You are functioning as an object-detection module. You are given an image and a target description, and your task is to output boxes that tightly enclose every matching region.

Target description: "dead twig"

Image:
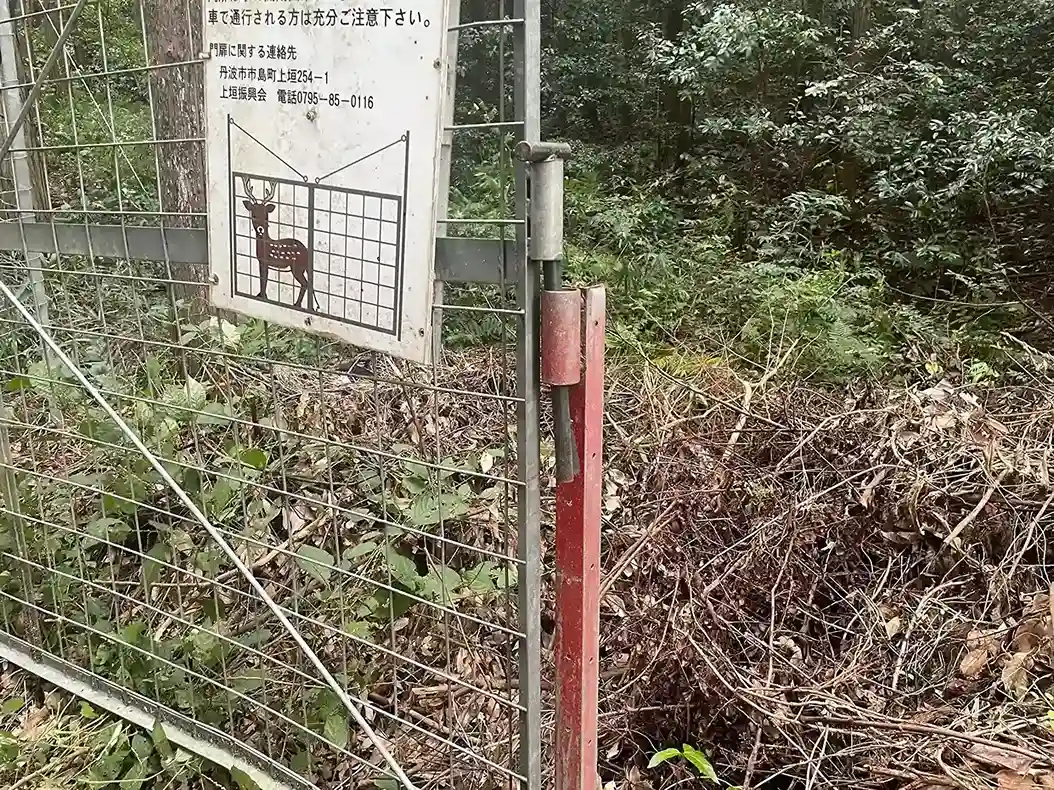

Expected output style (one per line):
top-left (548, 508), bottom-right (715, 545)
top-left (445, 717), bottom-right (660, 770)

top-left (599, 502), bottom-right (678, 600)
top-left (943, 470), bottom-right (1008, 545)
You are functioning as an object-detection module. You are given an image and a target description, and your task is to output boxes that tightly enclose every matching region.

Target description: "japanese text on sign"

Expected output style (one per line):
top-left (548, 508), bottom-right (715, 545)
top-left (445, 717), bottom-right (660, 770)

top-left (207, 7), bottom-right (431, 27)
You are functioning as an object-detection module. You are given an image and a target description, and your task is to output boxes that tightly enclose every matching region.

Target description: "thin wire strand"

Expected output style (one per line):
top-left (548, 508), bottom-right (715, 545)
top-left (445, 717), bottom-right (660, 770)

top-left (0, 57), bottom-right (206, 93)
top-left (0, 275), bottom-right (419, 790)
top-left (0, 460), bottom-right (525, 640)
top-left (1, 549), bottom-right (525, 778)
top-left (0, 503), bottom-right (525, 707)
top-left (0, 1), bottom-right (537, 783)
top-left (0, 588), bottom-right (405, 781)
top-left (0, 315), bottom-right (525, 403)
top-left (0, 415), bottom-right (524, 567)
top-left (0, 365), bottom-right (525, 486)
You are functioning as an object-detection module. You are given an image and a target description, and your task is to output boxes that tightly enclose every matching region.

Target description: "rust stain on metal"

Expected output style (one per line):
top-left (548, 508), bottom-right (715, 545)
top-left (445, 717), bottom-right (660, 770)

top-left (541, 288), bottom-right (582, 387)
top-left (554, 285), bottom-right (605, 790)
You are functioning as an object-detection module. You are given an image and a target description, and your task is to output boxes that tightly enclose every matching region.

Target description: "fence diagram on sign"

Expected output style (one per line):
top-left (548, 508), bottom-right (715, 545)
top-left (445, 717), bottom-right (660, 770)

top-left (229, 119), bottom-right (408, 336)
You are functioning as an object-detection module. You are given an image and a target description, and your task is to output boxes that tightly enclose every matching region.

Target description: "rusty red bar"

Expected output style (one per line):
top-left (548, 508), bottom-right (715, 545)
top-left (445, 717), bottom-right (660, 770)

top-left (554, 285), bottom-right (605, 790)
top-left (540, 287), bottom-right (582, 387)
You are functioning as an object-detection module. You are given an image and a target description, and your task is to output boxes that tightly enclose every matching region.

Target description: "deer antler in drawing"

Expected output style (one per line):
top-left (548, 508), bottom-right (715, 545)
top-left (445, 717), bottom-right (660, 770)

top-left (241, 176), bottom-right (277, 205)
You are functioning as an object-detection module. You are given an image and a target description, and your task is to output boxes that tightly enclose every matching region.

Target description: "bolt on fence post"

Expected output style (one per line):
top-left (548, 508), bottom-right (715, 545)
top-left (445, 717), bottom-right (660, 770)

top-left (516, 140), bottom-right (578, 482)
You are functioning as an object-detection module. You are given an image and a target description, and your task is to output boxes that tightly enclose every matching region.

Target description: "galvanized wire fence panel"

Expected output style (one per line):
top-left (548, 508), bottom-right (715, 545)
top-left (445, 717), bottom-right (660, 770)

top-left (0, 1), bottom-right (542, 788)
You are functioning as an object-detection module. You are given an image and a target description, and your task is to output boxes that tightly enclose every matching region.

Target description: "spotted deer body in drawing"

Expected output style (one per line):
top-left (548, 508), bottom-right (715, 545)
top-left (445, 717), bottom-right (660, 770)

top-left (241, 177), bottom-right (318, 310)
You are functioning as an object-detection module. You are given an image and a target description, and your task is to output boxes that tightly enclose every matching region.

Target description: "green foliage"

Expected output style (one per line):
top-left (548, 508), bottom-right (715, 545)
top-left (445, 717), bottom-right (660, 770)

top-left (0, 292), bottom-right (519, 769)
top-left (28, 0), bottom-right (1044, 381)
top-left (648, 743), bottom-right (722, 784)
top-left (27, 0), bottom-right (156, 220)
top-left (0, 682), bottom-right (292, 789)
top-left (524, 0), bottom-right (1054, 379)
top-left (0, 700), bottom-right (210, 789)
top-left (561, 173), bottom-right (896, 379)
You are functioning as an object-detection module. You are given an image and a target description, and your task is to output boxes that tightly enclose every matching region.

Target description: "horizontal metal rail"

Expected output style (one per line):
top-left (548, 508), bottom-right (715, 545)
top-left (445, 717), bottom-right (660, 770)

top-left (0, 222), bottom-right (520, 284)
top-left (0, 631), bottom-right (312, 790)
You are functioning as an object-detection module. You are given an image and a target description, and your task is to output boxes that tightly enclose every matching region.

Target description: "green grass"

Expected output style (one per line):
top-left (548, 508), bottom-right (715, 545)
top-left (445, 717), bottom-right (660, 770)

top-left (0, 670), bottom-right (243, 789)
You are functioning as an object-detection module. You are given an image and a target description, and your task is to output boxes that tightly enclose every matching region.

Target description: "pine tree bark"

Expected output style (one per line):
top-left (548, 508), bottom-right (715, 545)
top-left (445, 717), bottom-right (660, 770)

top-left (142, 0), bottom-right (209, 317)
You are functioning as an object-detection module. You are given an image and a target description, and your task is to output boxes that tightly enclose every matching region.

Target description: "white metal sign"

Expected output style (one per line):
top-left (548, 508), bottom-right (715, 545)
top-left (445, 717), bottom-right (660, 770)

top-left (202, 1), bottom-right (449, 363)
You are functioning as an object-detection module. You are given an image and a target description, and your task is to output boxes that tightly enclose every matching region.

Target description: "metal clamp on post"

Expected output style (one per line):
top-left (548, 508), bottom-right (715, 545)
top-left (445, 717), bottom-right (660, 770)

top-left (516, 140), bottom-right (579, 483)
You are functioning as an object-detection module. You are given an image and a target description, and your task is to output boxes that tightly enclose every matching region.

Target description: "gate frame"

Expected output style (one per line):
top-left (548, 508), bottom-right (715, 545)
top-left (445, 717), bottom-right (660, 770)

top-left (0, 0), bottom-right (548, 787)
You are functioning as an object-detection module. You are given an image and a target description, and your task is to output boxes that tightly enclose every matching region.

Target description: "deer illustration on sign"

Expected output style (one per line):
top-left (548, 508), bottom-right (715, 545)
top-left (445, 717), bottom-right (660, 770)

top-left (241, 176), bottom-right (318, 310)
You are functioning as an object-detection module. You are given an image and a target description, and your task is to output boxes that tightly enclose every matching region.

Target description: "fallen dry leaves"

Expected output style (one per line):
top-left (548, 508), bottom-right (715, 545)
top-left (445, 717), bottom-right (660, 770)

top-left (594, 372), bottom-right (1054, 790)
top-left (996, 771), bottom-right (1054, 790)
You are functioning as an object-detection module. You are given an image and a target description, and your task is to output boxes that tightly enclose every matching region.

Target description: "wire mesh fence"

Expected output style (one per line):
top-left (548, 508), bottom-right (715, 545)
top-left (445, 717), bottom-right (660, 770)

top-left (0, 1), bottom-right (543, 788)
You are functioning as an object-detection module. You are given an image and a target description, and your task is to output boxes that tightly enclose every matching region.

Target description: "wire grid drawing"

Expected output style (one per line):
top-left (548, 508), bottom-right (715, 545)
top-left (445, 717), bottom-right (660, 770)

top-left (0, 1), bottom-right (543, 789)
top-left (231, 172), bottom-right (404, 336)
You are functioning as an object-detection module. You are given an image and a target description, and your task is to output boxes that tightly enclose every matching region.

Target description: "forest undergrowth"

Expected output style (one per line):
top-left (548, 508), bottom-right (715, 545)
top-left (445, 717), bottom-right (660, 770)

top-left (2, 0), bottom-right (1054, 787)
top-left (584, 354), bottom-right (1054, 789)
top-left (4, 328), bottom-right (1053, 790)
top-left (2, 128), bottom-right (1052, 790)
top-left (444, 123), bottom-right (1054, 787)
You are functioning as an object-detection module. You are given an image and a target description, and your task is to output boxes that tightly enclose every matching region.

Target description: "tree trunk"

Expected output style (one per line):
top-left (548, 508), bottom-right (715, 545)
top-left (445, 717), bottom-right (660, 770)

top-left (27, 1), bottom-right (60, 50)
top-left (142, 0), bottom-right (209, 318)
top-left (851, 0), bottom-right (872, 64)
top-left (661, 0), bottom-right (693, 171)
top-left (839, 0), bottom-right (873, 203)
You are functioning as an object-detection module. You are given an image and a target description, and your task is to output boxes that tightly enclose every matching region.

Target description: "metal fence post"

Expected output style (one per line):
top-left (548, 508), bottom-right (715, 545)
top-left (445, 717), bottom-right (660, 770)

top-left (515, 0), bottom-right (545, 786)
top-left (0, 1), bottom-right (49, 328)
top-left (516, 140), bottom-right (577, 483)
top-left (520, 136), bottom-right (604, 790)
top-left (554, 286), bottom-right (604, 790)
top-left (430, 0), bottom-right (461, 362)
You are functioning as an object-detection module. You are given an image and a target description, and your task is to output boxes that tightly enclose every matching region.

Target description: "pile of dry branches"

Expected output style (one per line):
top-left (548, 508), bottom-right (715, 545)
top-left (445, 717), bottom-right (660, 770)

top-left (8, 331), bottom-right (1054, 789)
top-left (592, 360), bottom-right (1054, 789)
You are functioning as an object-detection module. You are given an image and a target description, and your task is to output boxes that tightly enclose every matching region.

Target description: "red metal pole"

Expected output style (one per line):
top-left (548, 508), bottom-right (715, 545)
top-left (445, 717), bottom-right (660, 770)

top-left (554, 286), bottom-right (605, 790)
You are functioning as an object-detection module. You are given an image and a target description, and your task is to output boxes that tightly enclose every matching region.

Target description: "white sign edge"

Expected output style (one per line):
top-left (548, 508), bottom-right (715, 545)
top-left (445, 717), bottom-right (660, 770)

top-left (200, 5), bottom-right (452, 367)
